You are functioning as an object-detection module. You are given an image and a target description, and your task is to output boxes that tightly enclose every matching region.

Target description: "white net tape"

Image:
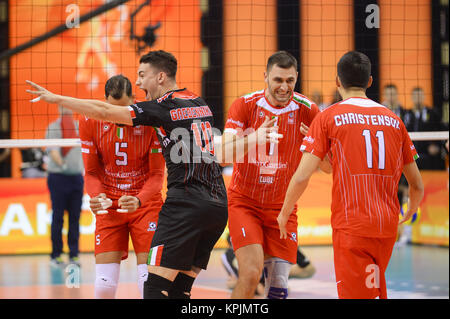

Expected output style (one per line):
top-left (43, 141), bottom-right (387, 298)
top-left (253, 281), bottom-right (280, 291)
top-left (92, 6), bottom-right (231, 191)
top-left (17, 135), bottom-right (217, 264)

top-left (0, 131), bottom-right (448, 149)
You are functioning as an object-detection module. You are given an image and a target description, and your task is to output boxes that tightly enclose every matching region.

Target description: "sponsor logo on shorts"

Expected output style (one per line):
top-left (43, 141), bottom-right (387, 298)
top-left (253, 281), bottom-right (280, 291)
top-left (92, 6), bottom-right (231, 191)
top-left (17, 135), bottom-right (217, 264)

top-left (147, 222), bottom-right (157, 232)
top-left (290, 232), bottom-right (297, 243)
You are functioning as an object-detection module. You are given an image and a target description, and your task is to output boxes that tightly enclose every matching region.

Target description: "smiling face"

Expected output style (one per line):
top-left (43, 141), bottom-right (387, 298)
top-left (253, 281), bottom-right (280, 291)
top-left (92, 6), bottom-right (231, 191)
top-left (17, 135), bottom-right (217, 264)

top-left (135, 63), bottom-right (163, 100)
top-left (264, 64), bottom-right (298, 107)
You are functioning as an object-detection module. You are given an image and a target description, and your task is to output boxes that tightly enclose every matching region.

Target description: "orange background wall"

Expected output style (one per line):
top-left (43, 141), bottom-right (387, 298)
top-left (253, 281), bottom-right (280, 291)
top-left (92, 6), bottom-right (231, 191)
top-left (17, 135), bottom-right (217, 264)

top-left (223, 0), bottom-right (278, 122)
top-left (378, 0), bottom-right (433, 109)
top-left (0, 171), bottom-right (448, 255)
top-left (300, 0), bottom-right (354, 104)
top-left (9, 0), bottom-right (202, 177)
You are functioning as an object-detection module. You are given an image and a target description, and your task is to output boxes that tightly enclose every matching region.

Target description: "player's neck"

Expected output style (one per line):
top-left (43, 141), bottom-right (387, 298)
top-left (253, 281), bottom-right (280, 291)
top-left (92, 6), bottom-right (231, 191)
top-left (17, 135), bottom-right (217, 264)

top-left (160, 83), bottom-right (179, 98)
top-left (339, 88), bottom-right (368, 101)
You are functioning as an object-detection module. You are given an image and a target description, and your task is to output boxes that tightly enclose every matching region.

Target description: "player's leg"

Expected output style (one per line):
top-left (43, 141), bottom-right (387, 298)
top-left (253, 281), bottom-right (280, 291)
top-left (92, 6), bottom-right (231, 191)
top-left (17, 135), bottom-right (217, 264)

top-left (232, 244), bottom-right (265, 298)
top-left (289, 246), bottom-right (316, 279)
top-left (227, 195), bottom-right (265, 299)
top-left (94, 211), bottom-right (129, 299)
top-left (332, 229), bottom-right (379, 299)
top-left (143, 201), bottom-right (193, 299)
top-left (263, 255), bottom-right (292, 299)
top-left (374, 236), bottom-right (397, 299)
top-left (168, 267), bottom-right (201, 299)
top-left (129, 205), bottom-right (159, 298)
top-left (66, 175), bottom-right (83, 264)
top-left (47, 173), bottom-right (66, 263)
top-left (261, 208), bottom-right (298, 299)
top-left (95, 251), bottom-right (122, 299)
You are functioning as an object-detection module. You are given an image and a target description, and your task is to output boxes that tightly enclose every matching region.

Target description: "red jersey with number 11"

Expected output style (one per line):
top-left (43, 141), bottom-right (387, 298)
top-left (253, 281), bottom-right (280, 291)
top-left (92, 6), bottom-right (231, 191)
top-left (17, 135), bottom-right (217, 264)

top-left (301, 97), bottom-right (418, 238)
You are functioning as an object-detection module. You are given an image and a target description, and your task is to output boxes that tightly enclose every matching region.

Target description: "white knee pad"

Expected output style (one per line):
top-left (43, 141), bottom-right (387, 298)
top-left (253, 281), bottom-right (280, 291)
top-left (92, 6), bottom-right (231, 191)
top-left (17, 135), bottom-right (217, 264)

top-left (137, 264), bottom-right (148, 298)
top-left (95, 263), bottom-right (120, 299)
top-left (263, 257), bottom-right (291, 299)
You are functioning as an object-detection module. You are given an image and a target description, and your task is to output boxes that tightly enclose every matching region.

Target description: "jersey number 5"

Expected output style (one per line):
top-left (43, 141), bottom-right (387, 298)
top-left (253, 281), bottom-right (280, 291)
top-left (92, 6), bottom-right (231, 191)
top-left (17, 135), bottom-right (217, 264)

top-left (362, 130), bottom-right (385, 169)
top-left (115, 142), bottom-right (128, 166)
top-left (191, 121), bottom-right (215, 155)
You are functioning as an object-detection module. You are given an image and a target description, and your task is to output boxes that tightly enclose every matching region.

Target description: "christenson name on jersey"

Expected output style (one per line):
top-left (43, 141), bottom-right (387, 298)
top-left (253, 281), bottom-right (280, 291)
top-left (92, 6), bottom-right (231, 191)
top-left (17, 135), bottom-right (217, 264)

top-left (301, 97), bottom-right (418, 238)
top-left (224, 89), bottom-right (319, 206)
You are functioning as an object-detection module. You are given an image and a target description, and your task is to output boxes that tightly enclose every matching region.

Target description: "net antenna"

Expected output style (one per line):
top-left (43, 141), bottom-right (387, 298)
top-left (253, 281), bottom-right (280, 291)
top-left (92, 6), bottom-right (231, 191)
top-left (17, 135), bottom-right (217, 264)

top-left (130, 0), bottom-right (161, 55)
top-left (0, 0), bottom-right (131, 61)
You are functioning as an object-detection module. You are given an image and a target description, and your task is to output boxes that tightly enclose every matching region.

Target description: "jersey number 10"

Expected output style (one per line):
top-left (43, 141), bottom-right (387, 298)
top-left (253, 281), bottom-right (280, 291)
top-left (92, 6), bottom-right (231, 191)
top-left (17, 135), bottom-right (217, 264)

top-left (191, 121), bottom-right (215, 155)
top-left (362, 130), bottom-right (385, 169)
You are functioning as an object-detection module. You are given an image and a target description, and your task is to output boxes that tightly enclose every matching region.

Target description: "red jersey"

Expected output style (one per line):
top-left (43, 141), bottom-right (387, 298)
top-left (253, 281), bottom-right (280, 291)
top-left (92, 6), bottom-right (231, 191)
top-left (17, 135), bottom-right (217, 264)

top-left (79, 116), bottom-right (165, 209)
top-left (301, 97), bottom-right (418, 237)
top-left (224, 90), bottom-right (319, 207)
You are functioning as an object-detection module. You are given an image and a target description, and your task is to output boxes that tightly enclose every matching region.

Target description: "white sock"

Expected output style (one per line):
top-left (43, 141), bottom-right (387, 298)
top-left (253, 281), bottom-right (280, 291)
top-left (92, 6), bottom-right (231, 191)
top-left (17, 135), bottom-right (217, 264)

top-left (137, 264), bottom-right (148, 298)
top-left (94, 263), bottom-right (120, 299)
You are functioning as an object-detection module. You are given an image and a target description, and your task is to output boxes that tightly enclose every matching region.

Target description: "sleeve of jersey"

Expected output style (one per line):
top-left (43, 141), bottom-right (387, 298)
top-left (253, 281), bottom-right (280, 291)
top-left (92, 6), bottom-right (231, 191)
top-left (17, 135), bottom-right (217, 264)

top-left (401, 122), bottom-right (419, 165)
top-left (136, 130), bottom-right (165, 205)
top-left (78, 118), bottom-right (105, 197)
top-left (128, 101), bottom-right (165, 127)
top-left (224, 97), bottom-right (248, 136)
top-left (309, 103), bottom-right (320, 122)
top-left (300, 112), bottom-right (328, 160)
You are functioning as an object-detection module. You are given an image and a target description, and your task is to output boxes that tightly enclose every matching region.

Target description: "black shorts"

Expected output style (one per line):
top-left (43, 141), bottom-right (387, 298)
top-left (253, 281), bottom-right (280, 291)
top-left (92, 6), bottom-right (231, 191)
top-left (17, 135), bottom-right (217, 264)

top-left (147, 196), bottom-right (228, 271)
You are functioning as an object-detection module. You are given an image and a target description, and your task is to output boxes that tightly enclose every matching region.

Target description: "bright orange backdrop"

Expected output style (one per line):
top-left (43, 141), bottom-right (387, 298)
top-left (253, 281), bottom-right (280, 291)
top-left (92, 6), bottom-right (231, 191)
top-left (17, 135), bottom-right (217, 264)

top-left (0, 171), bottom-right (447, 255)
top-left (9, 0), bottom-right (202, 177)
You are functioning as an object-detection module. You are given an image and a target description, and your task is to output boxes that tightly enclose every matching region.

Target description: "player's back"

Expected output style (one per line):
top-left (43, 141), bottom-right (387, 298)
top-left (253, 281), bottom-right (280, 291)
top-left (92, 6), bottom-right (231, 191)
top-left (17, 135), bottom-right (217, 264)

top-left (130, 89), bottom-right (227, 205)
top-left (316, 97), bottom-right (416, 237)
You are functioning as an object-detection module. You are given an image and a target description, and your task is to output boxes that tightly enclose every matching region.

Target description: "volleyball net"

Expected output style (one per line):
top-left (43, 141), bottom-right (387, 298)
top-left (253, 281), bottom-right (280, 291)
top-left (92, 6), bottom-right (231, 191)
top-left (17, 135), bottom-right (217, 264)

top-left (0, 0), bottom-right (448, 177)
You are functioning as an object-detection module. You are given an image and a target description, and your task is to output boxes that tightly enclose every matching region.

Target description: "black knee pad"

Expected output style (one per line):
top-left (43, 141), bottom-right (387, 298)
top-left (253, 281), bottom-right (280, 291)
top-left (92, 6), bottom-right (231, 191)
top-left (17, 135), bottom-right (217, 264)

top-left (143, 273), bottom-right (172, 299)
top-left (169, 272), bottom-right (195, 299)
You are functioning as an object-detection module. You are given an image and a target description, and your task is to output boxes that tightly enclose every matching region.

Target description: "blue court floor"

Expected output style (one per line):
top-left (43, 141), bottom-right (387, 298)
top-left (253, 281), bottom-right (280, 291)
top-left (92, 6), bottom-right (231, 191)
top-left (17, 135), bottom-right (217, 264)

top-left (0, 244), bottom-right (448, 299)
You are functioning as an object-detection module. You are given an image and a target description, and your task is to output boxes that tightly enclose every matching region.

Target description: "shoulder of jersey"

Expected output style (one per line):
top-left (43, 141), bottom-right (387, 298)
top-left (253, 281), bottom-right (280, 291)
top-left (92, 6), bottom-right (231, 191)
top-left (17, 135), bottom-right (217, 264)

top-left (292, 93), bottom-right (314, 109)
top-left (241, 89), bottom-right (265, 103)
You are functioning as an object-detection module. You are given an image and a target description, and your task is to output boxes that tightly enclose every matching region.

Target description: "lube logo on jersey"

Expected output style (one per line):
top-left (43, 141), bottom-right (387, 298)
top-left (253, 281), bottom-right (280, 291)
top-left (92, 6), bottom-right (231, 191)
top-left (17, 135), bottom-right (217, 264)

top-left (259, 111), bottom-right (265, 118)
top-left (288, 112), bottom-right (295, 124)
top-left (259, 175), bottom-right (274, 184)
top-left (103, 124), bottom-right (110, 132)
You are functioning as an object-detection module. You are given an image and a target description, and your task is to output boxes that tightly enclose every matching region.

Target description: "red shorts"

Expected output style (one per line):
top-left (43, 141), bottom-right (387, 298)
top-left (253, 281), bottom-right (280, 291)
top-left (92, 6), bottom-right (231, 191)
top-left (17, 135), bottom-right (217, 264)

top-left (94, 202), bottom-right (161, 260)
top-left (228, 191), bottom-right (298, 263)
top-left (332, 229), bottom-right (396, 299)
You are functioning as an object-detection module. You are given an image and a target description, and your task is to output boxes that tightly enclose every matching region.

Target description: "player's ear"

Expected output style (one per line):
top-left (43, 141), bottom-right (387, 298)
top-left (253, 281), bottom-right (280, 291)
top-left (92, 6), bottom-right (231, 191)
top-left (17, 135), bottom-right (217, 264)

top-left (335, 76), bottom-right (341, 88)
top-left (264, 71), bottom-right (269, 85)
top-left (366, 76), bottom-right (373, 89)
top-left (158, 72), bottom-right (165, 84)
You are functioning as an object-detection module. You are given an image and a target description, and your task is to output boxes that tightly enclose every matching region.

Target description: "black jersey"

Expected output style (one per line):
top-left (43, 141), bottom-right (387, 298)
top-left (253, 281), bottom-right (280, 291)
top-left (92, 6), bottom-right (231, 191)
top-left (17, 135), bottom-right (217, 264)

top-left (128, 88), bottom-right (227, 205)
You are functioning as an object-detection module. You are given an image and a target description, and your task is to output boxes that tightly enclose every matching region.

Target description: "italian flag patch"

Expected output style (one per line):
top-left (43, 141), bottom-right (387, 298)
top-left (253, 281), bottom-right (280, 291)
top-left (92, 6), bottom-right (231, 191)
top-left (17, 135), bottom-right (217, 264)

top-left (116, 127), bottom-right (124, 139)
top-left (147, 245), bottom-right (164, 266)
top-left (413, 153), bottom-right (419, 161)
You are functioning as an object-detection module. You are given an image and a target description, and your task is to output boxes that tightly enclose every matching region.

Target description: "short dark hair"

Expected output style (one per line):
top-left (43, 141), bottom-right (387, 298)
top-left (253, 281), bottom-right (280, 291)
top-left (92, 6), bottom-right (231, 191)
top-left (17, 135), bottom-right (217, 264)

top-left (139, 50), bottom-right (177, 79)
top-left (337, 51), bottom-right (371, 89)
top-left (105, 74), bottom-right (132, 100)
top-left (267, 51), bottom-right (298, 72)
top-left (384, 83), bottom-right (397, 90)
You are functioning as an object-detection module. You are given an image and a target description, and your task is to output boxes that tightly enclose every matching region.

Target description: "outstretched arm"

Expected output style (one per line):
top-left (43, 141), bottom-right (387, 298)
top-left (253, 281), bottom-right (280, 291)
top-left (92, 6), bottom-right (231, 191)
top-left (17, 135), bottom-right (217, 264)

top-left (277, 152), bottom-right (321, 239)
top-left (26, 80), bottom-right (132, 125)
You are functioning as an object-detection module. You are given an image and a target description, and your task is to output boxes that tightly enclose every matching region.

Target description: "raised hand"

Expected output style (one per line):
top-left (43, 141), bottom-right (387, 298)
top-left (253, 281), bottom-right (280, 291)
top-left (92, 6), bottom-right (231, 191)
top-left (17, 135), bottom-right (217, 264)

top-left (26, 80), bottom-right (60, 104)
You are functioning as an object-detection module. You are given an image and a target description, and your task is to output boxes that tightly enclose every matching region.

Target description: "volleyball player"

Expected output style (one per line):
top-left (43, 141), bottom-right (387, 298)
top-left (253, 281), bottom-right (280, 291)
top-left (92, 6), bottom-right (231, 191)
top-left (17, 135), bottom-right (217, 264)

top-left (219, 51), bottom-right (330, 299)
top-left (79, 74), bottom-right (164, 298)
top-left (278, 51), bottom-right (424, 299)
top-left (26, 50), bottom-right (228, 299)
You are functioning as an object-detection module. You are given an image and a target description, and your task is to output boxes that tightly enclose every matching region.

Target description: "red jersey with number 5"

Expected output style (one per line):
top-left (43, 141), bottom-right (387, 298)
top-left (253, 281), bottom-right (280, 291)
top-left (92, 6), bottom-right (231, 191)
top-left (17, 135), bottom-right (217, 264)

top-left (301, 97), bottom-right (418, 238)
top-left (79, 115), bottom-right (164, 208)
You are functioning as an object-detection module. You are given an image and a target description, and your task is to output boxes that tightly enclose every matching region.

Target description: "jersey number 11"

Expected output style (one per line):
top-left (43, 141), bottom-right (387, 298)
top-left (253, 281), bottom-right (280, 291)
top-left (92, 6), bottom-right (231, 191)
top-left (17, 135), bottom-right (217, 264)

top-left (362, 130), bottom-right (385, 170)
